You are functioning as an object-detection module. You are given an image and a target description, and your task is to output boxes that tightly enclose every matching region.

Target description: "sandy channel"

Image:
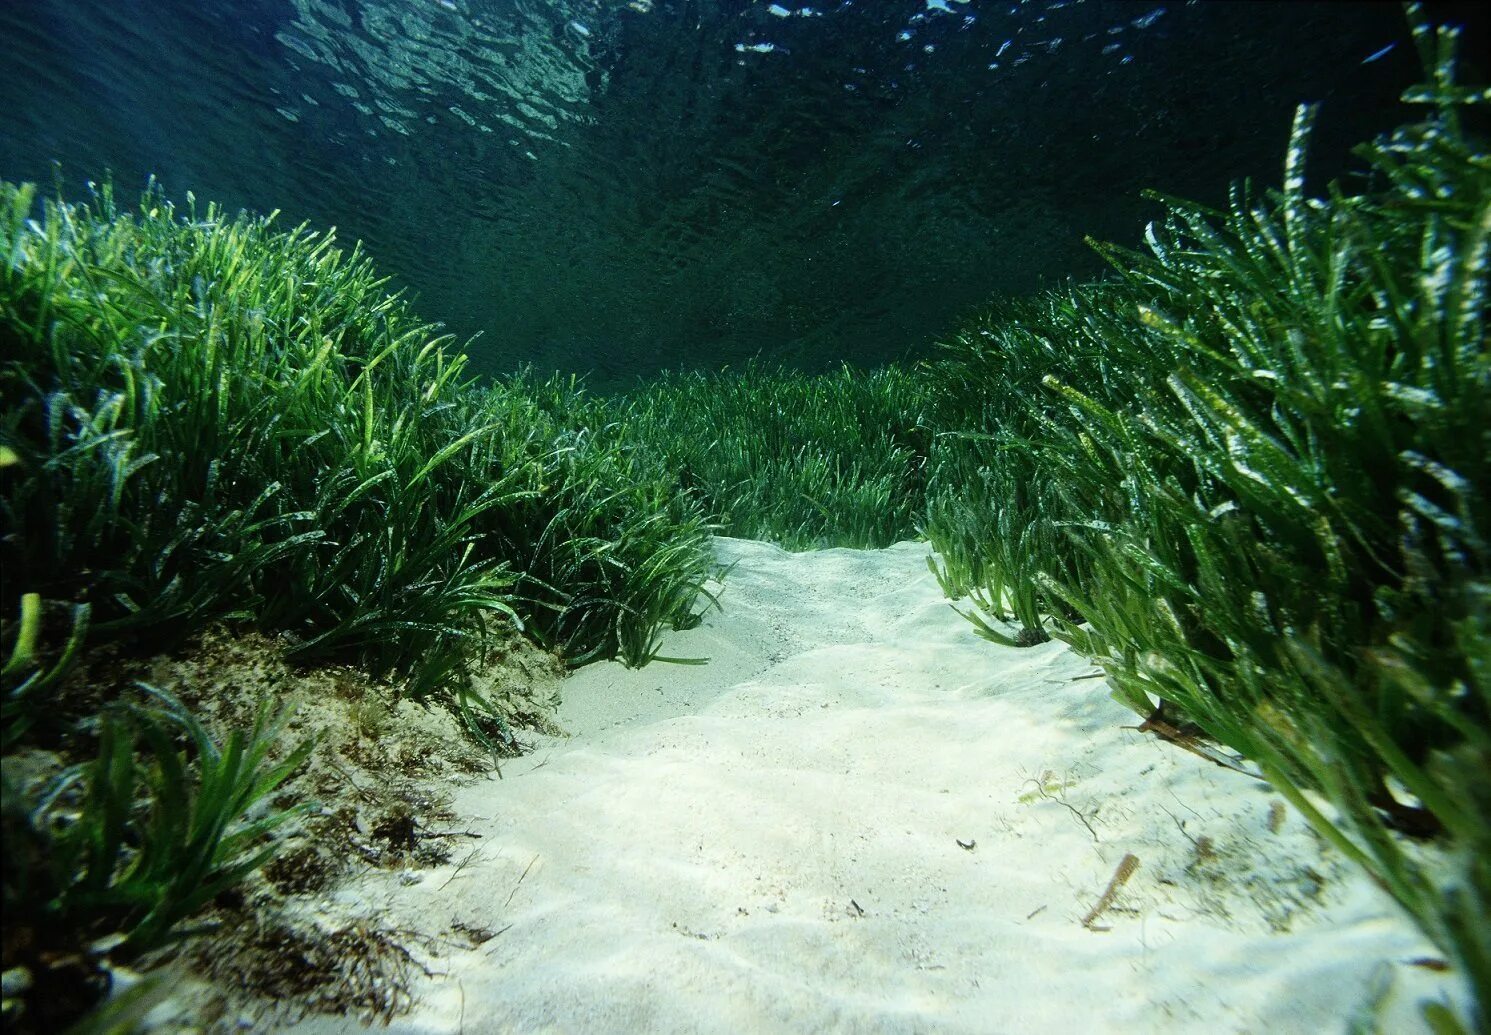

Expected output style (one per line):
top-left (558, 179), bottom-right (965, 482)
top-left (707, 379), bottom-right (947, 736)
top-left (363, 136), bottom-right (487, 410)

top-left (287, 537), bottom-right (1466, 1034)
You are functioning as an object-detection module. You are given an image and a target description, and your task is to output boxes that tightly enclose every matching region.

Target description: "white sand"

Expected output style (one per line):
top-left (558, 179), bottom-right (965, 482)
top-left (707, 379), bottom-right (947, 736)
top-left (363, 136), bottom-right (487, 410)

top-left (288, 537), bottom-right (1467, 1033)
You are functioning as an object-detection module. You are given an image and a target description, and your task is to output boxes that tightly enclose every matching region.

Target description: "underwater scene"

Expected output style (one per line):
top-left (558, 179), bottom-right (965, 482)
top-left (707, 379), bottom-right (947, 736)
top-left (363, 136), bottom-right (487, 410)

top-left (0, 0), bottom-right (1487, 1031)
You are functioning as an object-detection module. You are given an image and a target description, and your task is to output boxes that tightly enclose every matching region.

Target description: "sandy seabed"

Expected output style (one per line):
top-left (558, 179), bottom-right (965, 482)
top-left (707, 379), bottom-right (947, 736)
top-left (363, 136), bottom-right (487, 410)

top-left (279, 537), bottom-right (1467, 1034)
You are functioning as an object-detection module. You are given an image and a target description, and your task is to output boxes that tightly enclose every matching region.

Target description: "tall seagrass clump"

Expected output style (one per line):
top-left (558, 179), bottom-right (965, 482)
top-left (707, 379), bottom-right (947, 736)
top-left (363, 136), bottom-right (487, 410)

top-left (620, 361), bottom-right (933, 550)
top-left (928, 11), bottom-right (1488, 1025)
top-left (921, 286), bottom-right (1129, 646)
top-left (0, 180), bottom-right (712, 719)
top-left (483, 370), bottom-right (718, 667)
top-left (0, 181), bottom-right (713, 1028)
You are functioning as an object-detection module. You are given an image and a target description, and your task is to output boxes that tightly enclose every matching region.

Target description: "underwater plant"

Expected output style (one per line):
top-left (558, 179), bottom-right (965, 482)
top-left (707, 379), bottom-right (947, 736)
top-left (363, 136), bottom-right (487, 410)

top-left (922, 284), bottom-right (1128, 644)
top-left (0, 173), bottom-right (715, 1025)
top-left (1, 682), bottom-right (311, 1032)
top-left (928, 8), bottom-right (1489, 1025)
top-left (618, 360), bottom-right (933, 550)
top-left (0, 180), bottom-right (713, 710)
top-left (478, 370), bottom-right (716, 667)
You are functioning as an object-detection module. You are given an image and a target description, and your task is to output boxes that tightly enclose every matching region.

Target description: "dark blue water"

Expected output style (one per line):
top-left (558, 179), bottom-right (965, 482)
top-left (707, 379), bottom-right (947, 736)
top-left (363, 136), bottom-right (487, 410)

top-left (2, 0), bottom-right (1485, 389)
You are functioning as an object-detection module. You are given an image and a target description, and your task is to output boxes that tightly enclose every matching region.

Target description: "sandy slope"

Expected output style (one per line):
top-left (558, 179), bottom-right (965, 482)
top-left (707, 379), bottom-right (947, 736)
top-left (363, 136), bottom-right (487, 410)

top-left (288, 537), bottom-right (1466, 1034)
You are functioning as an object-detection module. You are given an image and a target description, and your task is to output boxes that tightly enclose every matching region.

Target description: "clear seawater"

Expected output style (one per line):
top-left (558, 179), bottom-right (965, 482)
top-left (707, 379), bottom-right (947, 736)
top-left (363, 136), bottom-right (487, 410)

top-left (1, 0), bottom-right (1483, 389)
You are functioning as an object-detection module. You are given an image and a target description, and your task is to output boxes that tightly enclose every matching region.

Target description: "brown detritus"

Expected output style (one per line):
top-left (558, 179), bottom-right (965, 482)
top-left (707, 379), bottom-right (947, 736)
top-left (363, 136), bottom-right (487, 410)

top-left (371, 806), bottom-right (420, 857)
top-left (1165, 826), bottom-right (1339, 934)
top-left (1127, 703), bottom-right (1262, 778)
top-left (1186, 836), bottom-right (1217, 873)
top-left (503, 855), bottom-right (541, 910)
top-left (449, 921), bottom-right (501, 948)
top-left (1082, 853), bottom-right (1140, 931)
top-left (1408, 957), bottom-right (1451, 972)
top-left (187, 915), bottom-right (429, 1026)
top-left (1267, 800), bottom-right (1287, 834)
top-left (263, 841), bottom-right (344, 896)
top-left (1025, 770), bottom-right (1099, 843)
top-left (5, 622), bottom-right (565, 1030)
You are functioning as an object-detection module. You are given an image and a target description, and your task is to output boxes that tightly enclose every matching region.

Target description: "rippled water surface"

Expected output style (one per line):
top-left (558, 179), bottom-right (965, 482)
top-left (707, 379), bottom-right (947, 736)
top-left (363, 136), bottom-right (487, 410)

top-left (2, 1), bottom-right (1484, 386)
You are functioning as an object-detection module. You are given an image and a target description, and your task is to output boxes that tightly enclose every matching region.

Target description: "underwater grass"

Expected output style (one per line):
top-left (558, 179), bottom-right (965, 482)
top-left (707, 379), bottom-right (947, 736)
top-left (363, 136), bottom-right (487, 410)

top-left (0, 180), bottom-right (713, 717)
top-left (919, 283), bottom-right (1147, 644)
top-left (479, 371), bottom-right (716, 667)
top-left (0, 177), bottom-right (714, 1024)
top-left (1, 679), bottom-right (311, 1031)
top-left (618, 360), bottom-right (934, 550)
top-left (929, 10), bottom-right (1489, 1025)
top-left (0, 8), bottom-right (1481, 1029)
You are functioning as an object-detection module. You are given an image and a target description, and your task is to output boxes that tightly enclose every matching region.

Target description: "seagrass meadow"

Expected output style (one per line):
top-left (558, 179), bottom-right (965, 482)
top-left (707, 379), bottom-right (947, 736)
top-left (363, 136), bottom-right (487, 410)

top-left (1, 1), bottom-right (1488, 1032)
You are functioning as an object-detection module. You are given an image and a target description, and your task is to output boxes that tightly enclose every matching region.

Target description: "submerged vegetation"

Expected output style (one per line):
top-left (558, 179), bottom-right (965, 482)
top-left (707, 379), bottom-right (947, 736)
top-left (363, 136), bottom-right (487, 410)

top-left (0, 6), bottom-right (1485, 1030)
top-left (618, 362), bottom-right (934, 550)
top-left (0, 179), bottom-right (712, 1027)
top-left (922, 13), bottom-right (1489, 1025)
top-left (618, 13), bottom-right (1489, 1026)
top-left (2, 682), bottom-right (311, 991)
top-left (0, 182), bottom-right (713, 696)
